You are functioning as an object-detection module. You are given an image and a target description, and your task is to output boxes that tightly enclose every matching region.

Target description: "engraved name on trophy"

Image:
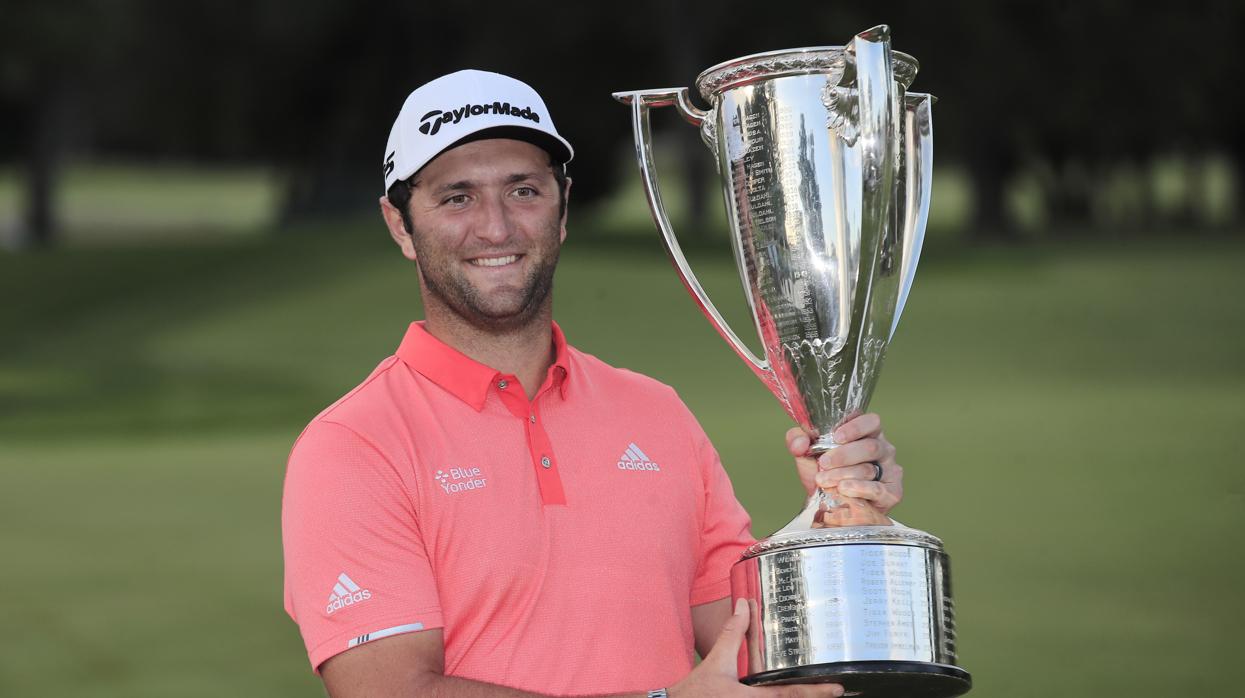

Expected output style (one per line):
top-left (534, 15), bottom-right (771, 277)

top-left (614, 26), bottom-right (971, 697)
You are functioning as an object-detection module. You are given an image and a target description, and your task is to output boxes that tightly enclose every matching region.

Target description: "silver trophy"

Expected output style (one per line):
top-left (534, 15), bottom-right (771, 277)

top-left (615, 26), bottom-right (971, 696)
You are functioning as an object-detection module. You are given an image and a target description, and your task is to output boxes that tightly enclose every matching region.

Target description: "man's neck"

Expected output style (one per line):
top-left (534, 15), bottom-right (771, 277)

top-left (423, 310), bottom-right (556, 401)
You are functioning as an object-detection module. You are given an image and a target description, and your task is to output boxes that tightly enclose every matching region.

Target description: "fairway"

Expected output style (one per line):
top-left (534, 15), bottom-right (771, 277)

top-left (1, 231), bottom-right (1242, 697)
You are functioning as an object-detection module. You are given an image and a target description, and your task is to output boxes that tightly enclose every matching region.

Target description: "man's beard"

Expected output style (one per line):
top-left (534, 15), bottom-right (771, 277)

top-left (412, 232), bottom-right (560, 333)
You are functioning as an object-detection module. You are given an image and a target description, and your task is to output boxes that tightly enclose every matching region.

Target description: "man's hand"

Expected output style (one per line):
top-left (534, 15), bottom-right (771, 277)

top-left (671, 599), bottom-right (843, 698)
top-left (786, 413), bottom-right (904, 525)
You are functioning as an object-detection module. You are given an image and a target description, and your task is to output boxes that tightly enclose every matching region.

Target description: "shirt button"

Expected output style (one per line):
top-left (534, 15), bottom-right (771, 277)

top-left (498, 379), bottom-right (508, 390)
top-left (529, 414), bottom-right (537, 423)
top-left (540, 456), bottom-right (551, 469)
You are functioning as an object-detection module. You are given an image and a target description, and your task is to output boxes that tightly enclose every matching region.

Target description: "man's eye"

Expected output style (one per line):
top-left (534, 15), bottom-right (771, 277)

top-left (513, 186), bottom-right (538, 198)
top-left (443, 194), bottom-right (469, 206)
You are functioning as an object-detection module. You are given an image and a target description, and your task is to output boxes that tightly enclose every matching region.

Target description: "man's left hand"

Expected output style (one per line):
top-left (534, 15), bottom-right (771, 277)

top-left (786, 413), bottom-right (904, 516)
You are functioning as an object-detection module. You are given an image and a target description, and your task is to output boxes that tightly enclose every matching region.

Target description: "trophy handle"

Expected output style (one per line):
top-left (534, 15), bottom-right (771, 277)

top-left (891, 92), bottom-right (934, 341)
top-left (612, 88), bottom-right (781, 392)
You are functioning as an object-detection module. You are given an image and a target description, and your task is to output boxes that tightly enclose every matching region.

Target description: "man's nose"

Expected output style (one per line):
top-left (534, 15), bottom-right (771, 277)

top-left (472, 193), bottom-right (517, 243)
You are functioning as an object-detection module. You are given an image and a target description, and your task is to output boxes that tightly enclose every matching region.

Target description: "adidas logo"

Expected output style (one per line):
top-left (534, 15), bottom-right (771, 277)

top-left (617, 442), bottom-right (661, 472)
top-left (325, 573), bottom-right (372, 615)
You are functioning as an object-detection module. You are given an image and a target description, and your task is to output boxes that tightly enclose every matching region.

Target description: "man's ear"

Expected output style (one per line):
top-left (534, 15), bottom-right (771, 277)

top-left (379, 195), bottom-right (418, 261)
top-left (559, 177), bottom-right (572, 243)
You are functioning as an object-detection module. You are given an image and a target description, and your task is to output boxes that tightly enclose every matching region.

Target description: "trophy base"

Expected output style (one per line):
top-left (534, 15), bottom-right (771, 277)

top-left (731, 527), bottom-right (969, 695)
top-left (742, 660), bottom-right (971, 697)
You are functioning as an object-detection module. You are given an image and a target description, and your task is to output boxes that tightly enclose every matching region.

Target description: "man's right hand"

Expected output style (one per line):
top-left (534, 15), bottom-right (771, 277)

top-left (669, 599), bottom-right (844, 698)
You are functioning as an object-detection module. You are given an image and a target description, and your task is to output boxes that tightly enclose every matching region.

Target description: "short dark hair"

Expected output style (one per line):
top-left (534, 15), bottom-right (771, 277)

top-left (386, 153), bottom-right (568, 235)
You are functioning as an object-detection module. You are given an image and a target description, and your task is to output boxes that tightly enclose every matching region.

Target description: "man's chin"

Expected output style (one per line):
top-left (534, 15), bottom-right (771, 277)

top-left (464, 308), bottom-right (542, 333)
top-left (457, 295), bottom-right (546, 330)
top-left (422, 273), bottom-right (553, 332)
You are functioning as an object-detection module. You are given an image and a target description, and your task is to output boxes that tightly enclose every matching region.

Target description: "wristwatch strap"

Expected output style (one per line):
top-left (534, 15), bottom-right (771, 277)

top-left (646, 690), bottom-right (669, 698)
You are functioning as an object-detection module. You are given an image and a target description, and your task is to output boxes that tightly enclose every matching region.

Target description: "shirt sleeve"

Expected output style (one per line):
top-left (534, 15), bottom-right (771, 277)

top-left (687, 415), bottom-right (756, 606)
top-left (282, 419), bottom-right (443, 672)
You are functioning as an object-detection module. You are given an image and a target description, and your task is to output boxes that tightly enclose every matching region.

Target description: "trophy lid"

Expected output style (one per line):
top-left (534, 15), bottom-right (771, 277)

top-left (742, 524), bottom-right (945, 559)
top-left (695, 46), bottom-right (919, 102)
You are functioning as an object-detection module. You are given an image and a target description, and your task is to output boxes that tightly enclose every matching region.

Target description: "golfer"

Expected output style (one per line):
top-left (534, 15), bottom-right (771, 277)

top-left (282, 69), bottom-right (906, 698)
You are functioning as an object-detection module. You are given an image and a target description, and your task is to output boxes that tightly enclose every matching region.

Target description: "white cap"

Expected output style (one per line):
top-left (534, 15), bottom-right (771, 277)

top-left (382, 69), bottom-right (574, 191)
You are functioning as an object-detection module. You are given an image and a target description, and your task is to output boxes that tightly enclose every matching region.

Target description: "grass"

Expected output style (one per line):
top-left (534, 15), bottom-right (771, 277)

top-left (1, 227), bottom-right (1243, 697)
top-left (0, 164), bottom-right (278, 246)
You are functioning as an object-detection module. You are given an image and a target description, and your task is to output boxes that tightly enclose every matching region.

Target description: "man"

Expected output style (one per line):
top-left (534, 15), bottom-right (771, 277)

top-left (282, 70), bottom-right (905, 698)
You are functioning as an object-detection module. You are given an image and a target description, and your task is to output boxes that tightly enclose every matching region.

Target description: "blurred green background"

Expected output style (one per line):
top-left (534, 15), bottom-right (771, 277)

top-left (3, 1), bottom-right (1245, 696)
top-left (2, 171), bottom-right (1242, 696)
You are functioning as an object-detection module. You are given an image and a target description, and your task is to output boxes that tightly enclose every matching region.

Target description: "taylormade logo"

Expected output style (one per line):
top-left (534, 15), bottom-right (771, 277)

top-left (326, 573), bottom-right (371, 615)
top-left (418, 102), bottom-right (541, 136)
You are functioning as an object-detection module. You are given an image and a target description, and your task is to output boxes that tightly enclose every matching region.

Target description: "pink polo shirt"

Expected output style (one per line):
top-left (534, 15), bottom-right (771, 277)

top-left (281, 322), bottom-right (754, 694)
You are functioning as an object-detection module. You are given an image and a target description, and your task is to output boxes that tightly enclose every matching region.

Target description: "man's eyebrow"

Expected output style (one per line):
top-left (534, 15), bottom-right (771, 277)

top-left (415, 172), bottom-right (543, 195)
top-left (415, 179), bottom-right (474, 195)
top-left (505, 172), bottom-right (543, 184)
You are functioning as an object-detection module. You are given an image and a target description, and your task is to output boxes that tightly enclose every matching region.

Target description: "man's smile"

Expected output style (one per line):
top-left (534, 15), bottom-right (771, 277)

top-left (467, 254), bottom-right (522, 268)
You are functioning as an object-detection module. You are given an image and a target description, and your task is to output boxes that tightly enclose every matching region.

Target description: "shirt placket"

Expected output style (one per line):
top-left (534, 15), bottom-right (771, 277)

top-left (494, 375), bottom-right (566, 506)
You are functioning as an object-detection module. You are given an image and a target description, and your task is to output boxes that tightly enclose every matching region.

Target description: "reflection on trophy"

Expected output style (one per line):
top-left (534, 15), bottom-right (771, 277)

top-left (615, 26), bottom-right (972, 696)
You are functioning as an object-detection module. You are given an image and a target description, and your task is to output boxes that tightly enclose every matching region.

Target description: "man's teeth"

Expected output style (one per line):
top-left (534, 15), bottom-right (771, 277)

top-left (470, 255), bottom-right (519, 267)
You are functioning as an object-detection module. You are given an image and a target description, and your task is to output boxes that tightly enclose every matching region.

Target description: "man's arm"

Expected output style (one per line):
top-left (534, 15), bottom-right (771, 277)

top-left (691, 597), bottom-right (732, 659)
top-left (322, 629), bottom-right (561, 698)
top-left (322, 604), bottom-right (843, 698)
top-left (688, 416), bottom-right (909, 664)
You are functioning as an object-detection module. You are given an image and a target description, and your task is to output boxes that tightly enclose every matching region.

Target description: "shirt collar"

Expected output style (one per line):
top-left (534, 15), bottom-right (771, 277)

top-left (395, 321), bottom-right (571, 411)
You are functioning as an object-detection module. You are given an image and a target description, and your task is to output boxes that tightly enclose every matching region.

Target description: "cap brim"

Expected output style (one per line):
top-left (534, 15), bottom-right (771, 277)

top-left (438, 125), bottom-right (573, 170)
